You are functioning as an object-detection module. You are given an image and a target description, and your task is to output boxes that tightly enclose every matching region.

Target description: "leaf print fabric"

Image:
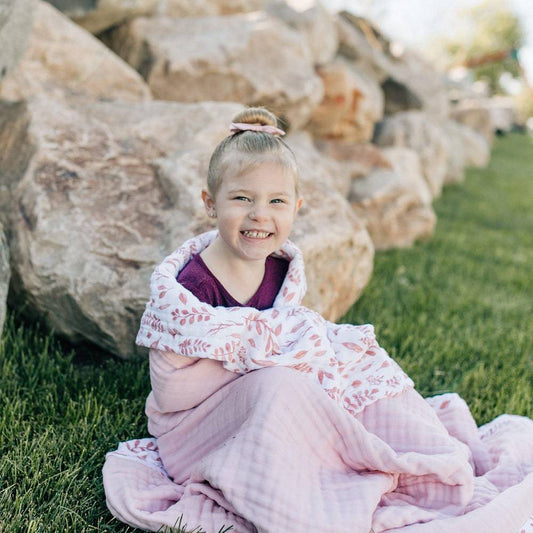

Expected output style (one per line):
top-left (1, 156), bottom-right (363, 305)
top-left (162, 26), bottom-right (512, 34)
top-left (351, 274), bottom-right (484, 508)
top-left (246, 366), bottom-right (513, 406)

top-left (136, 231), bottom-right (414, 416)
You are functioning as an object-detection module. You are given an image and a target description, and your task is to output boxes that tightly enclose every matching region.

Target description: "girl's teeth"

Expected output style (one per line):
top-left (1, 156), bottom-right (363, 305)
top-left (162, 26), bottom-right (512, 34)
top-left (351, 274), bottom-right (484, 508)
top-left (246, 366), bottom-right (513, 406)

top-left (243, 231), bottom-right (270, 239)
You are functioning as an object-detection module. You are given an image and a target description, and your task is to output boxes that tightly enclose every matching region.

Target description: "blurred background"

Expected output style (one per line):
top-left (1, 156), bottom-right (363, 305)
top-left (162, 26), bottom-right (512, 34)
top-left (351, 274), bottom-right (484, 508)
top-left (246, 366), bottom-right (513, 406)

top-left (328, 0), bottom-right (533, 126)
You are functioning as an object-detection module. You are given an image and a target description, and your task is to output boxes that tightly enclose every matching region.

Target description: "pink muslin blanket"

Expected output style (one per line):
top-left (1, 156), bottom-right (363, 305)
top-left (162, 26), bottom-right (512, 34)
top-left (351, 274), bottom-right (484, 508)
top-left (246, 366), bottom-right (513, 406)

top-left (103, 232), bottom-right (533, 532)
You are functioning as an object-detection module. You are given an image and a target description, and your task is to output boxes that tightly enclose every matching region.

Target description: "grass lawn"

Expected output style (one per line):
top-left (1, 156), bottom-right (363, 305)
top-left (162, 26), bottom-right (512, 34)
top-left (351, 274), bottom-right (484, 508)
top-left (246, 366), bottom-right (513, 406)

top-left (0, 133), bottom-right (532, 531)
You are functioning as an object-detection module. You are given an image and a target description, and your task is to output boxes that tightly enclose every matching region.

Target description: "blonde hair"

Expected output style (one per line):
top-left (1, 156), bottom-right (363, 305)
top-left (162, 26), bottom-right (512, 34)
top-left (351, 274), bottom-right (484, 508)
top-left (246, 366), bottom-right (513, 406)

top-left (207, 107), bottom-right (299, 196)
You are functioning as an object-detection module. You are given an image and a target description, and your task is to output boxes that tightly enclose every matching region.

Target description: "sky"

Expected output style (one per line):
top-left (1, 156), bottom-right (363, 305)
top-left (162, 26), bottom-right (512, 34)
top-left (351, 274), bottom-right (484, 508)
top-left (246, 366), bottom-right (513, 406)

top-left (324, 0), bottom-right (533, 87)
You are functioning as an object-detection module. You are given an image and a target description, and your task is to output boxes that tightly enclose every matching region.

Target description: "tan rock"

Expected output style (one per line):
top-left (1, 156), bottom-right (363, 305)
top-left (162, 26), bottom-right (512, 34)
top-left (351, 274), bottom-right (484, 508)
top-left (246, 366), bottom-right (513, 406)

top-left (307, 58), bottom-right (383, 142)
top-left (3, 97), bottom-right (372, 357)
top-left (284, 132), bottom-right (374, 319)
top-left (373, 111), bottom-right (450, 198)
top-left (286, 130), bottom-right (351, 194)
top-left (266, 0), bottom-right (338, 66)
top-left (350, 147), bottom-right (435, 250)
top-left (0, 1), bottom-right (151, 102)
top-left (0, 222), bottom-right (9, 336)
top-left (337, 12), bottom-right (448, 120)
top-left (313, 140), bottom-right (391, 196)
top-left (0, 0), bottom-right (34, 82)
top-left (103, 12), bottom-right (323, 129)
top-left (49, 0), bottom-right (266, 32)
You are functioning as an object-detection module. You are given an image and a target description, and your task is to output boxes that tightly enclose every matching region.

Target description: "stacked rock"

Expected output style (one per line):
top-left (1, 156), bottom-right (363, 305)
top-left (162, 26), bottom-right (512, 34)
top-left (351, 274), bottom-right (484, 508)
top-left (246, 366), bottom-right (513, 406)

top-left (0, 0), bottom-right (494, 356)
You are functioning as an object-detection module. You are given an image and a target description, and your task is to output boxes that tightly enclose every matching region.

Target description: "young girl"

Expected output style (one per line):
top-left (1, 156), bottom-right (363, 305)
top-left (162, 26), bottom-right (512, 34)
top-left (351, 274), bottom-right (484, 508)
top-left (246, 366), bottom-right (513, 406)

top-left (104, 108), bottom-right (533, 533)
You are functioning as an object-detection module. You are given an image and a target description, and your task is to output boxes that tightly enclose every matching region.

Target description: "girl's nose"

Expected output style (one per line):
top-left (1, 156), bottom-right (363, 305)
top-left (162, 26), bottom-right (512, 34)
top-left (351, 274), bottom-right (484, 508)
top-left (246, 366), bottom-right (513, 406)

top-left (249, 204), bottom-right (268, 221)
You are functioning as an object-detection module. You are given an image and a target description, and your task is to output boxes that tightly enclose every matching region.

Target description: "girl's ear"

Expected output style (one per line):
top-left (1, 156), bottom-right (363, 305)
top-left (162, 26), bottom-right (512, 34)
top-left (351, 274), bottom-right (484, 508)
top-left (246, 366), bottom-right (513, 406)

top-left (295, 196), bottom-right (303, 213)
top-left (202, 189), bottom-right (217, 218)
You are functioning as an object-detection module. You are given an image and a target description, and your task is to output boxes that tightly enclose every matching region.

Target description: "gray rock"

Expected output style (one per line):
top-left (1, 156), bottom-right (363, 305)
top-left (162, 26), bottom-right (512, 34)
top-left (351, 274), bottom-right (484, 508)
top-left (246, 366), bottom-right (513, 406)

top-left (0, 223), bottom-right (9, 336)
top-left (349, 146), bottom-right (435, 250)
top-left (266, 0), bottom-right (338, 66)
top-left (442, 119), bottom-right (490, 185)
top-left (0, 0), bottom-right (35, 81)
top-left (102, 12), bottom-right (324, 129)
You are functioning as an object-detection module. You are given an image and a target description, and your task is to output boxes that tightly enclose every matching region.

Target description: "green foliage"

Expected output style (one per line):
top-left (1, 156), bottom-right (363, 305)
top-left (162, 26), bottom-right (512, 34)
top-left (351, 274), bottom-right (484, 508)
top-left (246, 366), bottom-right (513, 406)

top-left (441, 0), bottom-right (525, 92)
top-left (0, 316), bottom-right (150, 531)
top-left (0, 133), bottom-right (532, 529)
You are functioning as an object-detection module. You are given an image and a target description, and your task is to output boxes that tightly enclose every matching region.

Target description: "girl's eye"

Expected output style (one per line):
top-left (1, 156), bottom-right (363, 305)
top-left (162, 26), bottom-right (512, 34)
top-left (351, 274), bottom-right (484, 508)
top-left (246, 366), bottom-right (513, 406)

top-left (270, 198), bottom-right (285, 204)
top-left (234, 196), bottom-right (250, 202)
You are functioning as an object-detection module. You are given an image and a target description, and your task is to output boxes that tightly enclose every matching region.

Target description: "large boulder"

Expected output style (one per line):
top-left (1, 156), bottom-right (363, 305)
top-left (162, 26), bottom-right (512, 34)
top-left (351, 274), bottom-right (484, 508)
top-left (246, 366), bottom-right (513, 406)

top-left (349, 147), bottom-right (435, 250)
top-left (4, 98), bottom-right (241, 358)
top-left (307, 58), bottom-right (384, 142)
top-left (337, 12), bottom-right (448, 120)
top-left (0, 222), bottom-right (9, 336)
top-left (2, 97), bottom-right (373, 358)
top-left (0, 0), bottom-right (34, 82)
top-left (101, 12), bottom-right (323, 129)
top-left (373, 111), bottom-right (450, 198)
top-left (0, 1), bottom-right (151, 102)
top-left (45, 0), bottom-right (158, 34)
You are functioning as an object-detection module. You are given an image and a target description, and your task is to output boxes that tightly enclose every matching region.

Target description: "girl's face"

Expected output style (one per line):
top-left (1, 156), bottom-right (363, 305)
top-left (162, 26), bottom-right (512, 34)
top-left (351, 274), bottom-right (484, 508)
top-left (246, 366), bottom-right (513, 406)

top-left (202, 161), bottom-right (302, 265)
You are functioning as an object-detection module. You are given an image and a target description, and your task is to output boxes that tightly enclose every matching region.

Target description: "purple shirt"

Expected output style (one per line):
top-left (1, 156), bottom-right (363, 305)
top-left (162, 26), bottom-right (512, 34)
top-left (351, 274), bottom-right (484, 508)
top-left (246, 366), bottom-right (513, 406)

top-left (177, 254), bottom-right (289, 310)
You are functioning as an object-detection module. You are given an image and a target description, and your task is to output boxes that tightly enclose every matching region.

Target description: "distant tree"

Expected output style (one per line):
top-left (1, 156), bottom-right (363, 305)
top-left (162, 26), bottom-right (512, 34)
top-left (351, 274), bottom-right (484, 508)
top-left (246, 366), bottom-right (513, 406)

top-left (441, 0), bottom-right (525, 93)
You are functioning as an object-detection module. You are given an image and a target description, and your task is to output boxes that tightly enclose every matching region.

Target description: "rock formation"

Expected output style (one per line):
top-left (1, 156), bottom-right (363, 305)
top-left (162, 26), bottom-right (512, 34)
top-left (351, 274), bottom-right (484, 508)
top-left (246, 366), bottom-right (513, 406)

top-left (3, 97), bottom-right (373, 357)
top-left (0, 0), bottom-right (496, 357)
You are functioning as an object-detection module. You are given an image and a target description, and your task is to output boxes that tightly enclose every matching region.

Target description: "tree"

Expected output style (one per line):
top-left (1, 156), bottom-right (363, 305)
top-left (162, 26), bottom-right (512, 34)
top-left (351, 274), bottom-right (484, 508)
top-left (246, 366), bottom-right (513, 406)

top-left (440, 0), bottom-right (525, 93)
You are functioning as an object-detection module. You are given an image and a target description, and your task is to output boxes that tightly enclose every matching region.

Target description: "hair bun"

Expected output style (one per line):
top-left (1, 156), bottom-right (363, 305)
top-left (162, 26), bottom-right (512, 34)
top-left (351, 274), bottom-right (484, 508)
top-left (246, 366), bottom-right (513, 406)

top-left (232, 107), bottom-right (278, 128)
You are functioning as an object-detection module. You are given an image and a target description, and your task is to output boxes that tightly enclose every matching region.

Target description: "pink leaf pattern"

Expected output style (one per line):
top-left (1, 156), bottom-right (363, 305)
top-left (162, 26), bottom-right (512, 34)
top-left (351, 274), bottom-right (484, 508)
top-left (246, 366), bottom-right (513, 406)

top-left (135, 230), bottom-right (414, 417)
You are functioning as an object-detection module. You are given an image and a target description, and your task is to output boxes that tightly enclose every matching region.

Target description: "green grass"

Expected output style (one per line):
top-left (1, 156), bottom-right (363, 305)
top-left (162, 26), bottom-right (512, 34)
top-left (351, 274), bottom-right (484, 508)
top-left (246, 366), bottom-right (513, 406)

top-left (0, 133), bottom-right (532, 531)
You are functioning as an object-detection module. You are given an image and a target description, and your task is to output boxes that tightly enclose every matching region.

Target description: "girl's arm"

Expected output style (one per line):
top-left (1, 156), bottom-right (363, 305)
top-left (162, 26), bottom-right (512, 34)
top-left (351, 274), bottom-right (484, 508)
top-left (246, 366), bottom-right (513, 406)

top-left (148, 349), bottom-right (240, 413)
